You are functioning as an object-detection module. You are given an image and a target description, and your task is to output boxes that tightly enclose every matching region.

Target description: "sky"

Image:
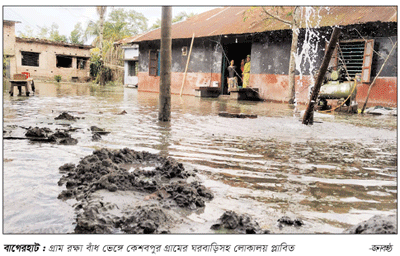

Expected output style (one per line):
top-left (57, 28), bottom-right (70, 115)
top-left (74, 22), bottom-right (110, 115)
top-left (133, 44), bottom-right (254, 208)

top-left (2, 4), bottom-right (219, 44)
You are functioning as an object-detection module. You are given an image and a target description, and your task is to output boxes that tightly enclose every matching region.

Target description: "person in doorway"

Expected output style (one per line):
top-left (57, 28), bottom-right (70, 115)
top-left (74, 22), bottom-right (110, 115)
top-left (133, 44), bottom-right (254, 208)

top-left (227, 60), bottom-right (238, 92)
top-left (239, 59), bottom-right (245, 87)
top-left (242, 55), bottom-right (251, 88)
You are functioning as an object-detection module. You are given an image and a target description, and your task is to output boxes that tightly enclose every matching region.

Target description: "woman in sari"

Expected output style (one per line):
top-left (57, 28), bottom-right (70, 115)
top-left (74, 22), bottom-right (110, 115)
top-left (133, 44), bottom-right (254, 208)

top-left (242, 55), bottom-right (251, 88)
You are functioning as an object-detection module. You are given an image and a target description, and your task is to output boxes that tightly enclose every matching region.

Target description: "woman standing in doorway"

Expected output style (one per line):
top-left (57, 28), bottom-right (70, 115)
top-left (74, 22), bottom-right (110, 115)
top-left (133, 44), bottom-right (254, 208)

top-left (242, 55), bottom-right (251, 88)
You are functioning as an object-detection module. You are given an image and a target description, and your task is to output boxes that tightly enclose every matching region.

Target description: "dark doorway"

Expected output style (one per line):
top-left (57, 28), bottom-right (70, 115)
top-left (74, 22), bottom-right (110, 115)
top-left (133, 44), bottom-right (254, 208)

top-left (221, 42), bottom-right (252, 94)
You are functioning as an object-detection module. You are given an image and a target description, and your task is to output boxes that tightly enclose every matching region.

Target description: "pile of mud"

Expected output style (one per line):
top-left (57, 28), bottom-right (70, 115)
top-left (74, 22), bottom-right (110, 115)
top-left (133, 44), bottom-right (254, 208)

top-left (211, 210), bottom-right (270, 234)
top-left (55, 112), bottom-right (81, 121)
top-left (343, 215), bottom-right (397, 234)
top-left (57, 148), bottom-right (214, 234)
top-left (25, 127), bottom-right (78, 145)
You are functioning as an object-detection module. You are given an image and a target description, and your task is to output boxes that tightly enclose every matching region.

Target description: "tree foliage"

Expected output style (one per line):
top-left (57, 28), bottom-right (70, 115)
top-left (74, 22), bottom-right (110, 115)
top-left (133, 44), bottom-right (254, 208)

top-left (17, 25), bottom-right (35, 38)
top-left (172, 11), bottom-right (196, 23)
top-left (69, 22), bottom-right (84, 44)
top-left (150, 11), bottom-right (196, 30)
top-left (35, 23), bottom-right (68, 42)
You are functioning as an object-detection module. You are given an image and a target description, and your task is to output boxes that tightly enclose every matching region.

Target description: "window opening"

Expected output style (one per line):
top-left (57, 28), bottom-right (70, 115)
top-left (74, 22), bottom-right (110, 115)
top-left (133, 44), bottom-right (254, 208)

top-left (76, 57), bottom-right (88, 69)
top-left (329, 39), bottom-right (374, 83)
top-left (21, 51), bottom-right (39, 67)
top-left (56, 55), bottom-right (72, 68)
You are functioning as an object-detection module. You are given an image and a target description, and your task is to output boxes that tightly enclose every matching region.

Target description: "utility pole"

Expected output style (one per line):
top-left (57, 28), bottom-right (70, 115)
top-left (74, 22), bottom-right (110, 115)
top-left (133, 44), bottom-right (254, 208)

top-left (158, 6), bottom-right (172, 122)
top-left (302, 27), bottom-right (341, 125)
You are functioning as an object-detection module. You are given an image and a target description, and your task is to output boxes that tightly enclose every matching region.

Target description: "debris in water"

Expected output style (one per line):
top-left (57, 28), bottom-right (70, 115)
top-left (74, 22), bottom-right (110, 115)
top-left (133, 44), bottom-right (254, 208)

top-left (218, 112), bottom-right (257, 119)
top-left (210, 210), bottom-right (270, 234)
top-left (25, 127), bottom-right (52, 137)
top-left (277, 216), bottom-right (304, 227)
top-left (90, 126), bottom-right (110, 135)
top-left (57, 148), bottom-right (214, 234)
top-left (343, 214), bottom-right (397, 234)
top-left (117, 110), bottom-right (128, 115)
top-left (55, 112), bottom-right (79, 121)
top-left (92, 132), bottom-right (102, 141)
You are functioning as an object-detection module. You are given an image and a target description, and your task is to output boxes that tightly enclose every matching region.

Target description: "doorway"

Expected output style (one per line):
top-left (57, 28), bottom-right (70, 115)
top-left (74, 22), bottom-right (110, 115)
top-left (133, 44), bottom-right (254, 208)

top-left (221, 42), bottom-right (252, 95)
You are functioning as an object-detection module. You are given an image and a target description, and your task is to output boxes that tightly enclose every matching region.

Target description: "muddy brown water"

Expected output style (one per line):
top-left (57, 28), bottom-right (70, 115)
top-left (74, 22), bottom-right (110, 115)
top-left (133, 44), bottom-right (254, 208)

top-left (2, 81), bottom-right (397, 233)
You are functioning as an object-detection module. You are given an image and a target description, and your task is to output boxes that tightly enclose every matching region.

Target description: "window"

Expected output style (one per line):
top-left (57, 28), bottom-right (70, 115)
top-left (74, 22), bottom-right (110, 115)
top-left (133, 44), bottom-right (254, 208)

top-left (128, 61), bottom-right (138, 76)
top-left (149, 49), bottom-right (160, 76)
top-left (56, 55), bottom-right (72, 68)
top-left (76, 57), bottom-right (88, 69)
top-left (21, 51), bottom-right (39, 67)
top-left (329, 39), bottom-right (374, 83)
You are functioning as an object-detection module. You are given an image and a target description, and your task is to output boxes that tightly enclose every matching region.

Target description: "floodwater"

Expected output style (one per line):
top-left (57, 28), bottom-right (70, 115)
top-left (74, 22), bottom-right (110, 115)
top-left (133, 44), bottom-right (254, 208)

top-left (2, 81), bottom-right (397, 234)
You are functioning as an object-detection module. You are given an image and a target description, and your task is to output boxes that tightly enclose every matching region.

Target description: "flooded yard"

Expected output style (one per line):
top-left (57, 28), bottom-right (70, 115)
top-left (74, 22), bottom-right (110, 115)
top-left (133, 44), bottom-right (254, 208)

top-left (2, 81), bottom-right (397, 234)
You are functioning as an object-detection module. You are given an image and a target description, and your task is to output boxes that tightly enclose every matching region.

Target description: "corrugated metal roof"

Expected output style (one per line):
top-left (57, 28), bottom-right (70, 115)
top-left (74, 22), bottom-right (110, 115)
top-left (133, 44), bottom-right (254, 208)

top-left (128, 6), bottom-right (397, 43)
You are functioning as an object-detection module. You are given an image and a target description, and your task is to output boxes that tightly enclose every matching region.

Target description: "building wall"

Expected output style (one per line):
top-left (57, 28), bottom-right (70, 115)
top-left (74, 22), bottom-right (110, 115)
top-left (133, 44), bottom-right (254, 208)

top-left (123, 46), bottom-right (139, 86)
top-left (249, 26), bottom-right (397, 107)
top-left (3, 21), bottom-right (18, 78)
top-left (136, 23), bottom-right (397, 107)
top-left (15, 40), bottom-right (91, 81)
top-left (138, 38), bottom-right (223, 95)
top-left (123, 46), bottom-right (139, 59)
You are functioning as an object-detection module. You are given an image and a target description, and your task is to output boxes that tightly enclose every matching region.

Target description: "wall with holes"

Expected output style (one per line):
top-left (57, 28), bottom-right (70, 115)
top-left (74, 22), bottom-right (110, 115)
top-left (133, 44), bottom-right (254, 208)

top-left (14, 39), bottom-right (91, 82)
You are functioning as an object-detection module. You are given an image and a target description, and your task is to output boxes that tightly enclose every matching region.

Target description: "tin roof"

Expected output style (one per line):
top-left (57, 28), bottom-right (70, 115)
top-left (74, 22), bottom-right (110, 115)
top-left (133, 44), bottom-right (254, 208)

top-left (128, 6), bottom-right (397, 43)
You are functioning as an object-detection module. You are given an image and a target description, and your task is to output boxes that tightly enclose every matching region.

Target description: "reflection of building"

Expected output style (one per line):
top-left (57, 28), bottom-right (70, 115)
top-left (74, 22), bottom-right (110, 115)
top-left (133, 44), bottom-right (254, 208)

top-left (127, 7), bottom-right (397, 107)
top-left (3, 20), bottom-right (93, 82)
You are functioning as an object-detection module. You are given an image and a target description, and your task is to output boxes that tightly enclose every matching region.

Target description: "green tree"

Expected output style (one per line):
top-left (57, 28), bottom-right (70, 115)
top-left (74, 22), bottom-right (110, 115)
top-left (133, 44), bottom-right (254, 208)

top-left (37, 25), bottom-right (49, 39)
top-left (49, 23), bottom-right (68, 42)
top-left (150, 12), bottom-right (196, 30)
top-left (36, 23), bottom-right (68, 42)
top-left (172, 11), bottom-right (195, 23)
top-left (107, 8), bottom-right (148, 38)
top-left (70, 22), bottom-right (84, 44)
top-left (18, 25), bottom-right (34, 38)
top-left (150, 19), bottom-right (161, 30)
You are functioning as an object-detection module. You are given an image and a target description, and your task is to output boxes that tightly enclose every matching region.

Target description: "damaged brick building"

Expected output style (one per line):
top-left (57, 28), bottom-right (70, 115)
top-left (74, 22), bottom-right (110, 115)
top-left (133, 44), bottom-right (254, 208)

top-left (3, 20), bottom-right (93, 82)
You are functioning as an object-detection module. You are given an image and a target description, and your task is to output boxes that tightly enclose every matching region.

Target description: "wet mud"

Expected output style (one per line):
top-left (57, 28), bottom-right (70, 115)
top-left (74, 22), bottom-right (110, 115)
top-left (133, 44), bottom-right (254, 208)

top-left (3, 83), bottom-right (397, 234)
top-left (211, 210), bottom-right (270, 234)
top-left (343, 214), bottom-right (397, 234)
top-left (57, 148), bottom-right (214, 233)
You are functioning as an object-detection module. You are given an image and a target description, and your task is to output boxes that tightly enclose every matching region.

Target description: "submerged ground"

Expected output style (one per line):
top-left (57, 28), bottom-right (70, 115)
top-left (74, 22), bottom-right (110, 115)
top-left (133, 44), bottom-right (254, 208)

top-left (2, 81), bottom-right (397, 234)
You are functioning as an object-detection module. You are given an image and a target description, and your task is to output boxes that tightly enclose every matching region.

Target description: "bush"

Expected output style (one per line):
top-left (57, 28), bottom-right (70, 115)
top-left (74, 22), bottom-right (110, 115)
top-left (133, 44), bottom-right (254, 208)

top-left (54, 75), bottom-right (62, 82)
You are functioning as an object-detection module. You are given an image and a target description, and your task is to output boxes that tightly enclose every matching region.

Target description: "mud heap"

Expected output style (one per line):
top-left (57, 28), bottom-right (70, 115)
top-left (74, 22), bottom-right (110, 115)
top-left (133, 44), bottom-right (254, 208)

top-left (55, 112), bottom-right (79, 121)
top-left (211, 210), bottom-right (270, 234)
top-left (343, 215), bottom-right (397, 234)
top-left (25, 127), bottom-right (78, 145)
top-left (57, 148), bottom-right (214, 234)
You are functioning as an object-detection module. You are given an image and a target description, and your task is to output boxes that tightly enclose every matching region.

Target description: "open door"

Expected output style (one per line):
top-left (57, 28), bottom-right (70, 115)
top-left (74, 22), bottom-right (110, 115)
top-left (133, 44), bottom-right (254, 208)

top-left (221, 42), bottom-right (252, 94)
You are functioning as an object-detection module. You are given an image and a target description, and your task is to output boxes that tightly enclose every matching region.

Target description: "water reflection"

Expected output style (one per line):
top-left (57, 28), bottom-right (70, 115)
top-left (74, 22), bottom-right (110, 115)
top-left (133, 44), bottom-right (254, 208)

top-left (3, 82), bottom-right (397, 234)
top-left (156, 121), bottom-right (172, 158)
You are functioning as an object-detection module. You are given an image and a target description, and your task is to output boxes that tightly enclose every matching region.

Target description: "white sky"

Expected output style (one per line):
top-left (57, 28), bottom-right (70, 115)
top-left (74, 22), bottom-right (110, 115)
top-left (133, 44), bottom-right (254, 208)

top-left (3, 5), bottom-right (219, 44)
top-left (3, 1), bottom-right (387, 44)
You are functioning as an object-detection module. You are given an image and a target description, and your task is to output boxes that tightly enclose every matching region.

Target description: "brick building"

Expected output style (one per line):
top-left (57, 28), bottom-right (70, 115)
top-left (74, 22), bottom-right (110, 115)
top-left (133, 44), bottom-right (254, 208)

top-left (3, 20), bottom-right (93, 82)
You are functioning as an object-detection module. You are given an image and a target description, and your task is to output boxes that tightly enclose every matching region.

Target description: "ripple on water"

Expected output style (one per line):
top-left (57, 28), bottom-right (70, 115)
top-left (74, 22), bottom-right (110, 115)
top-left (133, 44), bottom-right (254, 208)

top-left (3, 82), bottom-right (397, 233)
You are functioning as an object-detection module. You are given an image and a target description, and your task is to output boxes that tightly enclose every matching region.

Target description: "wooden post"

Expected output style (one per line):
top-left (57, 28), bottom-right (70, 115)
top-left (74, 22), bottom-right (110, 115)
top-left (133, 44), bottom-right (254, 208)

top-left (158, 6), bottom-right (172, 122)
top-left (361, 41), bottom-right (397, 114)
top-left (302, 27), bottom-right (341, 125)
top-left (180, 33), bottom-right (195, 96)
